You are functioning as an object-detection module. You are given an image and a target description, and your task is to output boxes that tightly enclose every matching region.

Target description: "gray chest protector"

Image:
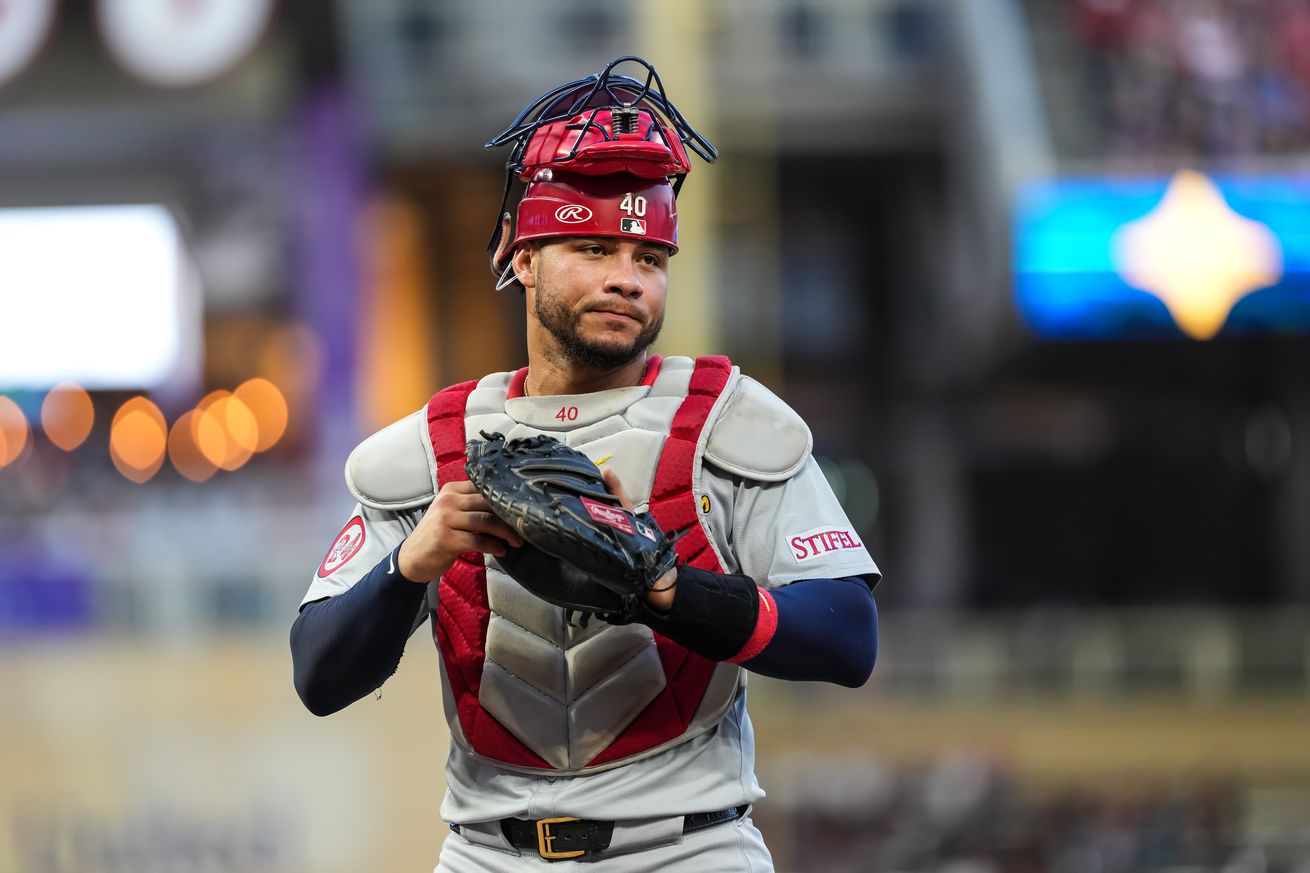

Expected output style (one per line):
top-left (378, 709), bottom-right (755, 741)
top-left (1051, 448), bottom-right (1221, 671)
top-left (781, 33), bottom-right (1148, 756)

top-left (344, 354), bottom-right (814, 774)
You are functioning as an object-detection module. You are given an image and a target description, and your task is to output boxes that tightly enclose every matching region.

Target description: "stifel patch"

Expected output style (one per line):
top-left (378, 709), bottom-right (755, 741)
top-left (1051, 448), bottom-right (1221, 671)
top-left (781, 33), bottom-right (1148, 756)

top-left (581, 497), bottom-right (636, 535)
top-left (318, 517), bottom-right (366, 577)
top-left (787, 525), bottom-right (863, 563)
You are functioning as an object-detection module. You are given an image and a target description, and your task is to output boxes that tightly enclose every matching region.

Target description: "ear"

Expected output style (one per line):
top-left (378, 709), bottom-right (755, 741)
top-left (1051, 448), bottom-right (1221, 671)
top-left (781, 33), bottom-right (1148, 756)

top-left (512, 244), bottom-right (536, 289)
top-left (490, 214), bottom-right (514, 270)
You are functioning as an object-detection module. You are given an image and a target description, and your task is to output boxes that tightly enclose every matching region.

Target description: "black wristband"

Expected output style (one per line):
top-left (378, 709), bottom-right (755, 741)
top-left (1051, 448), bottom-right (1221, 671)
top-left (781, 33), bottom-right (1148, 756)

top-left (638, 564), bottom-right (760, 661)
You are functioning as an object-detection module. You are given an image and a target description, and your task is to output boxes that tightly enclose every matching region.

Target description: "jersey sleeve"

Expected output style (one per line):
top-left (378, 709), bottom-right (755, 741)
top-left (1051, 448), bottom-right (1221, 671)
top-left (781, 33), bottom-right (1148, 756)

top-left (701, 456), bottom-right (880, 589)
top-left (300, 503), bottom-right (421, 608)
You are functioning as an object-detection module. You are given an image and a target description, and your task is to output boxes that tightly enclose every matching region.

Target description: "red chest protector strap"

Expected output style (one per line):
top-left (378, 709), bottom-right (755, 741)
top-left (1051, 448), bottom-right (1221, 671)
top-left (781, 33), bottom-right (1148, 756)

top-left (425, 356), bottom-right (733, 770)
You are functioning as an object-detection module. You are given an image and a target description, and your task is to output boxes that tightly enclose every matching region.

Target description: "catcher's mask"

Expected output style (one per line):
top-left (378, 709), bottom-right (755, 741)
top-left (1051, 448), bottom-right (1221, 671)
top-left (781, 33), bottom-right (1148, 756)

top-left (485, 55), bottom-right (717, 290)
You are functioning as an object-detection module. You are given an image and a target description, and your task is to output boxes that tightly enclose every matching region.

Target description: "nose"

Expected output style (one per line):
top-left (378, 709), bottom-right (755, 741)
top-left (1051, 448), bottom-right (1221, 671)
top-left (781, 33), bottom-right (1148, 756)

top-left (604, 254), bottom-right (644, 298)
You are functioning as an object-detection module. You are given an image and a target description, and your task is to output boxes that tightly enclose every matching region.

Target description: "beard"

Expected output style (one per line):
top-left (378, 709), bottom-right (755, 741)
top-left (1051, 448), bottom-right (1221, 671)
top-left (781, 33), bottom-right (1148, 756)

top-left (533, 284), bottom-right (664, 370)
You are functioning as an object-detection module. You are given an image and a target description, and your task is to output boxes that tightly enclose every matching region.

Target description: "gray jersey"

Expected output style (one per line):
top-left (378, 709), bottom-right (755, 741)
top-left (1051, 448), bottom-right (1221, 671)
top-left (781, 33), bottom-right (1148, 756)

top-left (301, 357), bottom-right (878, 824)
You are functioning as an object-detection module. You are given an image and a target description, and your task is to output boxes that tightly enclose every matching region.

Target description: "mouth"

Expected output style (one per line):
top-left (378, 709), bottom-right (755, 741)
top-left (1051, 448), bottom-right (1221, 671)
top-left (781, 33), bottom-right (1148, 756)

top-left (586, 307), bottom-right (643, 326)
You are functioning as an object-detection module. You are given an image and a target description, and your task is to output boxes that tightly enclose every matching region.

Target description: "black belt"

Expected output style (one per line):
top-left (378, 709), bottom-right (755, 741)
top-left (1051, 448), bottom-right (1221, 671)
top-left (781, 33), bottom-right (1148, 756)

top-left (491, 804), bottom-right (748, 861)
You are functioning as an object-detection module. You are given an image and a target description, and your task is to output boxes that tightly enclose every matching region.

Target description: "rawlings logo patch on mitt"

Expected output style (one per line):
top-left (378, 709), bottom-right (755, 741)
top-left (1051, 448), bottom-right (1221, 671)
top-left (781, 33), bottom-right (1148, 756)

top-left (465, 431), bottom-right (680, 623)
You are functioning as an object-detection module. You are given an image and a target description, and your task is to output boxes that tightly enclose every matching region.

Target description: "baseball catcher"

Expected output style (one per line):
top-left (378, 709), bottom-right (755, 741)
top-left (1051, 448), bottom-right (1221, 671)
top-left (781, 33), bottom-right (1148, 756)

top-left (291, 55), bottom-right (881, 871)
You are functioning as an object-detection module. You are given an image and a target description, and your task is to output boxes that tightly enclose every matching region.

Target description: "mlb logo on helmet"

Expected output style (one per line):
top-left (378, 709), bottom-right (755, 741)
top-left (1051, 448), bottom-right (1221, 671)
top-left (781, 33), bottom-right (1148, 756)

top-left (620, 218), bottom-right (647, 234)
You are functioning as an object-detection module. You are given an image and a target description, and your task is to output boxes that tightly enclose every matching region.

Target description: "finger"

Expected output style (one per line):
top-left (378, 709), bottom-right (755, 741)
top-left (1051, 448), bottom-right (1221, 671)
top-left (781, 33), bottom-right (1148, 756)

top-left (434, 480), bottom-right (482, 510)
top-left (475, 532), bottom-right (515, 557)
top-left (451, 531), bottom-right (516, 558)
top-left (463, 511), bottom-right (524, 548)
top-left (602, 467), bottom-right (634, 512)
top-left (448, 489), bottom-right (495, 513)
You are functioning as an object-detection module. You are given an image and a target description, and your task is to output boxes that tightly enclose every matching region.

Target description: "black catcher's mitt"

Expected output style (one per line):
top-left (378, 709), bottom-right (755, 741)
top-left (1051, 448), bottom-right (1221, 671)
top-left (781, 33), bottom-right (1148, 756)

top-left (465, 431), bottom-right (679, 622)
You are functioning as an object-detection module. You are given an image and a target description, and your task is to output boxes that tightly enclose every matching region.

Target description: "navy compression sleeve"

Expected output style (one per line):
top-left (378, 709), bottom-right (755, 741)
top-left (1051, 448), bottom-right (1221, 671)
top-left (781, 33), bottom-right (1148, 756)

top-left (738, 576), bottom-right (878, 688)
top-left (640, 568), bottom-right (878, 688)
top-left (290, 546), bottom-right (427, 717)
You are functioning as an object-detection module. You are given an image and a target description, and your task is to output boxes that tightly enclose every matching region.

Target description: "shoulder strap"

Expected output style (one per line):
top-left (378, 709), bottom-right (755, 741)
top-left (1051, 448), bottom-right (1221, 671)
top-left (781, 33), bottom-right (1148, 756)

top-left (428, 379), bottom-right (479, 489)
top-left (587, 354), bottom-right (734, 767)
top-left (425, 379), bottom-right (551, 770)
top-left (648, 354), bottom-right (732, 566)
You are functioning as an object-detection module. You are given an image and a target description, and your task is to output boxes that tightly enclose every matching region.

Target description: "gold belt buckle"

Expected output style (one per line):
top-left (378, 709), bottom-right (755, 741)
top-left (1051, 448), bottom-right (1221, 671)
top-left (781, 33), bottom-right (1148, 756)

top-left (536, 816), bottom-right (586, 860)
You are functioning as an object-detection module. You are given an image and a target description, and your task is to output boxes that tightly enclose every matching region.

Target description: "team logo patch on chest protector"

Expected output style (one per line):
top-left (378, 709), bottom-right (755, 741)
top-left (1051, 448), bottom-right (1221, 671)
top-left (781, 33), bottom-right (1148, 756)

top-left (426, 356), bottom-right (741, 773)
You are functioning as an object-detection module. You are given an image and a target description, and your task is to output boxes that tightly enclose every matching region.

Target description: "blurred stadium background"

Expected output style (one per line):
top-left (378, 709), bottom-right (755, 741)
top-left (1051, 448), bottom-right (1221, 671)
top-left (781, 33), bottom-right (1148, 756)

top-left (3, 0), bottom-right (1310, 871)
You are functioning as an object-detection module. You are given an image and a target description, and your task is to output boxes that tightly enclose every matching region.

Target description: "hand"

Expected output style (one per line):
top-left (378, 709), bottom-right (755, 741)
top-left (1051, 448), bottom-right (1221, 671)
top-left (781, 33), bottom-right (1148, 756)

top-left (398, 480), bottom-right (524, 583)
top-left (601, 467), bottom-right (678, 611)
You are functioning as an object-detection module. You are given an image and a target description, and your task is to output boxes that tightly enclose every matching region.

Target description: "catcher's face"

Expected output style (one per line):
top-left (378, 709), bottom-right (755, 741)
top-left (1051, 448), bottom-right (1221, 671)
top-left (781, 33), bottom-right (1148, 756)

top-left (516, 237), bottom-right (669, 370)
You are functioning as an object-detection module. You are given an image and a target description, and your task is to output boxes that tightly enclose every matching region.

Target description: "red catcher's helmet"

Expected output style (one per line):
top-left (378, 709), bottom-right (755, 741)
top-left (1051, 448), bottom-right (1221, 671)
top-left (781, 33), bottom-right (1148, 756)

top-left (485, 56), bottom-right (717, 289)
top-left (513, 170), bottom-right (678, 253)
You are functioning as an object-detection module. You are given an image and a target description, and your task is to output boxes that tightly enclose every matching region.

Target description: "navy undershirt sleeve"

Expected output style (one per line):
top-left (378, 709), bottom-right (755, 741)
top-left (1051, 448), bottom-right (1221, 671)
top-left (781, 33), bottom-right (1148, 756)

top-left (740, 576), bottom-right (878, 688)
top-left (291, 546), bottom-right (428, 717)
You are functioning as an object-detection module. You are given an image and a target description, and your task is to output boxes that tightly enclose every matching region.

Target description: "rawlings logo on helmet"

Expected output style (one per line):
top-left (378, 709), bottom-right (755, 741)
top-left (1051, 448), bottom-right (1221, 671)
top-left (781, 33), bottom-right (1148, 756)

top-left (554, 205), bottom-right (593, 223)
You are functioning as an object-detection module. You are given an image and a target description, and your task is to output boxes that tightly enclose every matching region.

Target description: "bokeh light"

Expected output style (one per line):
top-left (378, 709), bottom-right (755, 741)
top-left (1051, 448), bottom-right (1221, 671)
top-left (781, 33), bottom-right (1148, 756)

top-left (192, 390), bottom-right (254, 472)
top-left (109, 396), bottom-right (167, 483)
top-left (234, 377), bottom-right (288, 451)
top-left (192, 401), bottom-right (227, 467)
top-left (0, 396), bottom-right (30, 469)
top-left (40, 380), bottom-right (95, 451)
top-left (223, 393), bottom-right (259, 453)
top-left (193, 391), bottom-right (234, 467)
top-left (168, 410), bottom-right (218, 483)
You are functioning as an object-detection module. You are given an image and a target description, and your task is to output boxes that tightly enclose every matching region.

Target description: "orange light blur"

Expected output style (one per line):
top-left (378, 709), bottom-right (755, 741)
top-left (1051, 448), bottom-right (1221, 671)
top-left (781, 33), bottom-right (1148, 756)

top-left (0, 396), bottom-right (29, 468)
top-left (168, 410), bottom-right (218, 483)
top-left (41, 381), bottom-right (95, 451)
top-left (193, 391), bottom-right (232, 467)
top-left (109, 397), bottom-right (167, 483)
top-left (192, 390), bottom-right (254, 472)
top-left (1113, 170), bottom-right (1282, 340)
top-left (224, 394), bottom-right (259, 453)
top-left (193, 402), bottom-right (227, 466)
top-left (358, 197), bottom-right (437, 432)
top-left (234, 377), bottom-right (288, 452)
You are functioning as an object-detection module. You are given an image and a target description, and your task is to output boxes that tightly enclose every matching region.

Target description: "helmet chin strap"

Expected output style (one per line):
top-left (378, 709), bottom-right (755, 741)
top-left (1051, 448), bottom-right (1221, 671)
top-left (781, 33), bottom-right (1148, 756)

top-left (494, 261), bottom-right (520, 292)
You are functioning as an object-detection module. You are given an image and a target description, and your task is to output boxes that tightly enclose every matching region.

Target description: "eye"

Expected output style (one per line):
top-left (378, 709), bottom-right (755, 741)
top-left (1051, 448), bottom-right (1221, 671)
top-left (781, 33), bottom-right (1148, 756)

top-left (639, 252), bottom-right (665, 268)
